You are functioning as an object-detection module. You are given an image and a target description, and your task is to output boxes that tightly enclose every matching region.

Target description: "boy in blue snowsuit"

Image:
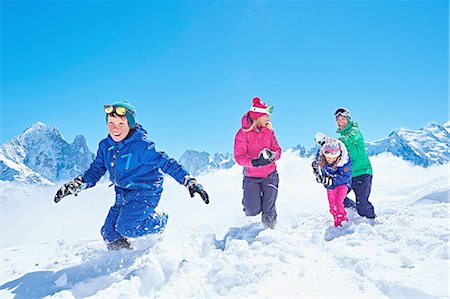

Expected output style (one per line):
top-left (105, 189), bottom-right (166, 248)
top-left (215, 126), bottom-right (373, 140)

top-left (54, 101), bottom-right (209, 250)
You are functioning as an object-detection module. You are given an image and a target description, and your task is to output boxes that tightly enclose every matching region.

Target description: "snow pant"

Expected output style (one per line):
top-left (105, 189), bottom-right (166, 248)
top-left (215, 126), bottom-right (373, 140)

top-left (348, 174), bottom-right (376, 218)
top-left (101, 188), bottom-right (166, 243)
top-left (242, 171), bottom-right (279, 223)
top-left (327, 185), bottom-right (348, 227)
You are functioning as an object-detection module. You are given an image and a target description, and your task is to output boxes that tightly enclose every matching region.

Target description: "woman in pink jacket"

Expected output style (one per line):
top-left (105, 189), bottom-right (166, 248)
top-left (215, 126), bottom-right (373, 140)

top-left (234, 97), bottom-right (282, 229)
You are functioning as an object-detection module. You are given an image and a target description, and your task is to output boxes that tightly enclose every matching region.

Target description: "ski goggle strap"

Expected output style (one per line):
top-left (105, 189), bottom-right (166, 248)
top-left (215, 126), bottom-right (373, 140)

top-left (249, 105), bottom-right (274, 115)
top-left (334, 108), bottom-right (350, 118)
top-left (104, 105), bottom-right (132, 116)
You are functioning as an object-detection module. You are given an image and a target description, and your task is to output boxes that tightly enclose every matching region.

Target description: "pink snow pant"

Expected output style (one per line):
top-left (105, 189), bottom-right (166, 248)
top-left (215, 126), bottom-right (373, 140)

top-left (327, 185), bottom-right (348, 227)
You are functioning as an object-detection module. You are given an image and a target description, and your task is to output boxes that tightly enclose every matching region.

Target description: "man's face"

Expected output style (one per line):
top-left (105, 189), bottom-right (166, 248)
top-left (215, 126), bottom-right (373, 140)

top-left (336, 116), bottom-right (349, 130)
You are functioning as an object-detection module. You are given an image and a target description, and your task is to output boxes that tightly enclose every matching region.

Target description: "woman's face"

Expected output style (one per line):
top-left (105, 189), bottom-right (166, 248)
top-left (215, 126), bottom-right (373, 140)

top-left (107, 115), bottom-right (130, 142)
top-left (257, 114), bottom-right (270, 127)
top-left (336, 116), bottom-right (349, 130)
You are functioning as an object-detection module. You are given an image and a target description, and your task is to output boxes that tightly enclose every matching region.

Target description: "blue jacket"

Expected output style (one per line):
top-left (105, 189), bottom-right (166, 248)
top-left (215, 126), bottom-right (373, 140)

top-left (321, 158), bottom-right (352, 190)
top-left (319, 139), bottom-right (352, 190)
top-left (82, 124), bottom-right (189, 195)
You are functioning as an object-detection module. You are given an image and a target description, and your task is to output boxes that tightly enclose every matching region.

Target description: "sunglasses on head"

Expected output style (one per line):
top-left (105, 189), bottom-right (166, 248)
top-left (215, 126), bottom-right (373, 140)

top-left (250, 105), bottom-right (274, 115)
top-left (104, 105), bottom-right (129, 116)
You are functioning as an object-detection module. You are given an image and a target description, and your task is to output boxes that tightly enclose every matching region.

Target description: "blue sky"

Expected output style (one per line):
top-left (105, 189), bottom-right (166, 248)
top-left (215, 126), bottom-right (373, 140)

top-left (2, 0), bottom-right (448, 159)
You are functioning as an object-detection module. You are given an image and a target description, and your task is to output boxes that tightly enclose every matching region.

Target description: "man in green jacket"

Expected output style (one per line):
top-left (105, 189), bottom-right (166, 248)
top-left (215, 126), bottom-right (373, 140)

top-left (335, 108), bottom-right (376, 219)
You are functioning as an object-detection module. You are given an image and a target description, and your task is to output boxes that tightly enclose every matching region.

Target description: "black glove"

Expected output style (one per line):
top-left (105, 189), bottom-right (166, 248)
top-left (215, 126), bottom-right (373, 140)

top-left (184, 177), bottom-right (209, 204)
top-left (251, 148), bottom-right (276, 167)
top-left (316, 175), bottom-right (333, 186)
top-left (311, 161), bottom-right (320, 177)
top-left (54, 176), bottom-right (85, 203)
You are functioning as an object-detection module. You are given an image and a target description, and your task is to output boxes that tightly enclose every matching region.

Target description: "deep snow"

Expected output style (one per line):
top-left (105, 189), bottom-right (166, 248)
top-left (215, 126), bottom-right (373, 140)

top-left (1, 152), bottom-right (449, 298)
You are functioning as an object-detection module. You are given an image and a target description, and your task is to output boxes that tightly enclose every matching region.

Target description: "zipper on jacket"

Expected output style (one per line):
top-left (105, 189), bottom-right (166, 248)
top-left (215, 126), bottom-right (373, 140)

top-left (110, 144), bottom-right (119, 186)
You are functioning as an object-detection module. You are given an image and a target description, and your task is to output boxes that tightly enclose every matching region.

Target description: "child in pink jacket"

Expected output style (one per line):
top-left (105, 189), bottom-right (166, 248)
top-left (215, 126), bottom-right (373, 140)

top-left (234, 97), bottom-right (282, 229)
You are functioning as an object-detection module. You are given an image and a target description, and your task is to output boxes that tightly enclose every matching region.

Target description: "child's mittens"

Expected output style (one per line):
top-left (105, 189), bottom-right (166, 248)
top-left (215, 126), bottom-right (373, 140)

top-left (317, 175), bottom-right (333, 186)
top-left (312, 161), bottom-right (320, 177)
top-left (54, 176), bottom-right (85, 203)
top-left (183, 176), bottom-right (210, 204)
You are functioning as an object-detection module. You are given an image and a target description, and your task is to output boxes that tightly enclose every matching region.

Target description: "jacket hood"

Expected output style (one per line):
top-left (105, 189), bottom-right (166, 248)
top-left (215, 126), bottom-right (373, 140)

top-left (336, 139), bottom-right (349, 167)
top-left (320, 139), bottom-right (349, 167)
top-left (241, 112), bottom-right (253, 129)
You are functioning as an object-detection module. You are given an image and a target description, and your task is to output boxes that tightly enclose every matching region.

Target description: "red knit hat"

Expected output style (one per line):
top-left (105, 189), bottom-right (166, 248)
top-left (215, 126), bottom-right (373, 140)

top-left (249, 97), bottom-right (272, 120)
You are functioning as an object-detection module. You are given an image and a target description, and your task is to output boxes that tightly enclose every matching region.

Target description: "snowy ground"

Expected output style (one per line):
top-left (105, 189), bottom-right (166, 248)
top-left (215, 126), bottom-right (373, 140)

top-left (1, 152), bottom-right (449, 299)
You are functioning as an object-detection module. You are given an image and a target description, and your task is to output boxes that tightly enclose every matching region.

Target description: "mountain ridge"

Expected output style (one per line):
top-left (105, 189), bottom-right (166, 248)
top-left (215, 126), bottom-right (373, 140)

top-left (0, 122), bottom-right (94, 184)
top-left (1, 121), bottom-right (448, 183)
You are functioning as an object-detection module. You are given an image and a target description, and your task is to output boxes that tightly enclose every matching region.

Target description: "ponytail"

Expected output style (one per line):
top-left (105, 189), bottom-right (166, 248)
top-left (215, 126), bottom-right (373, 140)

top-left (242, 119), bottom-right (258, 133)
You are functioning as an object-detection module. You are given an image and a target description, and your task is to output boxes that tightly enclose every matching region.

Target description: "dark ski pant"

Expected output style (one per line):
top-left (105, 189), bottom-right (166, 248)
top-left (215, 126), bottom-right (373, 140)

top-left (346, 174), bottom-right (376, 218)
top-left (242, 172), bottom-right (279, 222)
top-left (101, 188), bottom-right (163, 243)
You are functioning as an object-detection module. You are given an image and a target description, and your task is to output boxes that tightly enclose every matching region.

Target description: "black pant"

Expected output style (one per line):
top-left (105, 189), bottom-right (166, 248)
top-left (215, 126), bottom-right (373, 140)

top-left (348, 174), bottom-right (376, 218)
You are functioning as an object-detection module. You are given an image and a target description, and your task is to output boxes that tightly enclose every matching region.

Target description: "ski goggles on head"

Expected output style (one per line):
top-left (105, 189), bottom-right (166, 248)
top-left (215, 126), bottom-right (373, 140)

top-left (334, 108), bottom-right (350, 118)
top-left (104, 105), bottom-right (129, 116)
top-left (249, 105), bottom-right (274, 115)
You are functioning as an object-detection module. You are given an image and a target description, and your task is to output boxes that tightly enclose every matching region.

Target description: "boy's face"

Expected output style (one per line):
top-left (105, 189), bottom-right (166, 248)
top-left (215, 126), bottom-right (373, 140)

top-left (107, 115), bottom-right (130, 142)
top-left (336, 116), bottom-right (349, 130)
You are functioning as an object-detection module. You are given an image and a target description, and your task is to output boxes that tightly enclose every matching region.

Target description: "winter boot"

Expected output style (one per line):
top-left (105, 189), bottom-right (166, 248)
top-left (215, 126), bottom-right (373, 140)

top-left (106, 237), bottom-right (131, 251)
top-left (343, 197), bottom-right (356, 209)
top-left (262, 214), bottom-right (277, 229)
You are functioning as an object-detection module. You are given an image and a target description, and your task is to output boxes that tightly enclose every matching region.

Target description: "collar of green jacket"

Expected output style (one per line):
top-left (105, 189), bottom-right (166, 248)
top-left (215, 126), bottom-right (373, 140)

top-left (337, 121), bottom-right (358, 134)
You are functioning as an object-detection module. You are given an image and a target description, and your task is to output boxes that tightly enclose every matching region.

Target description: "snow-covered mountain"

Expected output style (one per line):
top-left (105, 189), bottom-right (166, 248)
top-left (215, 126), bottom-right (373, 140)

top-left (366, 121), bottom-right (450, 167)
top-left (291, 144), bottom-right (318, 158)
top-left (1, 121), bottom-right (448, 184)
top-left (0, 152), bottom-right (52, 185)
top-left (182, 121), bottom-right (450, 175)
top-left (179, 150), bottom-right (235, 176)
top-left (0, 122), bottom-right (94, 183)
